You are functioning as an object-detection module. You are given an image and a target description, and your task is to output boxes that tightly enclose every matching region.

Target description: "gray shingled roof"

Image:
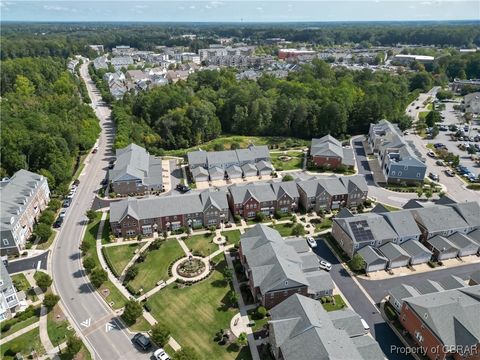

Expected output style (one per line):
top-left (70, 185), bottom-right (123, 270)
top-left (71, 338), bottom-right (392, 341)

top-left (271, 181), bottom-right (299, 200)
top-left (414, 279), bottom-right (445, 295)
top-left (241, 163), bottom-right (257, 175)
top-left (110, 190), bottom-right (228, 222)
top-left (438, 275), bottom-right (466, 290)
top-left (379, 242), bottom-right (411, 262)
top-left (340, 175), bottom-right (368, 193)
top-left (256, 160), bottom-right (273, 171)
top-left (358, 246), bottom-right (388, 266)
top-left (311, 135), bottom-right (344, 158)
top-left (187, 150), bottom-right (207, 167)
top-left (470, 270), bottom-right (480, 285)
top-left (351, 335), bottom-right (386, 360)
top-left (269, 294), bottom-right (384, 360)
top-left (448, 232), bottom-right (479, 252)
top-left (187, 145), bottom-right (270, 169)
top-left (400, 240), bottom-right (432, 258)
top-left (335, 213), bottom-right (397, 245)
top-left (328, 309), bottom-right (365, 337)
top-left (467, 229), bottom-right (480, 246)
top-left (448, 202), bottom-right (480, 228)
top-left (110, 144), bottom-right (163, 186)
top-left (403, 285), bottom-right (480, 349)
top-left (381, 210), bottom-right (422, 239)
top-left (389, 284), bottom-right (420, 305)
top-left (191, 166), bottom-right (209, 178)
top-left (426, 235), bottom-right (460, 253)
top-left (413, 206), bottom-right (469, 233)
top-left (229, 183), bottom-right (276, 204)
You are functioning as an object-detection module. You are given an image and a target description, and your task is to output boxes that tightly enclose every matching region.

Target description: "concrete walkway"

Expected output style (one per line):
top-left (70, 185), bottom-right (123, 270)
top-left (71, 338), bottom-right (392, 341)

top-left (0, 321), bottom-right (40, 344)
top-left (119, 238), bottom-right (154, 281)
top-left (176, 237), bottom-right (192, 256)
top-left (225, 253), bottom-right (260, 360)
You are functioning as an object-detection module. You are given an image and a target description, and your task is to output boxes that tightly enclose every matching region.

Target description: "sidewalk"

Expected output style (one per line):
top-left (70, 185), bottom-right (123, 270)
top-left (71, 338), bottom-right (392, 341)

top-left (0, 322), bottom-right (40, 345)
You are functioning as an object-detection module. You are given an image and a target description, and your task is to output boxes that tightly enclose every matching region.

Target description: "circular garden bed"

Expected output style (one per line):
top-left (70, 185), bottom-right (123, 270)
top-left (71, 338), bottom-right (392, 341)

top-left (177, 257), bottom-right (206, 278)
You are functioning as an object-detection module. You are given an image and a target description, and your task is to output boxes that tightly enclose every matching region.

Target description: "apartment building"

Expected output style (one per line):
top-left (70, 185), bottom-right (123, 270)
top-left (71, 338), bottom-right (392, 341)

top-left (369, 120), bottom-right (426, 184)
top-left (109, 189), bottom-right (228, 237)
top-left (309, 135), bottom-right (354, 169)
top-left (0, 261), bottom-right (21, 321)
top-left (1, 170), bottom-right (50, 255)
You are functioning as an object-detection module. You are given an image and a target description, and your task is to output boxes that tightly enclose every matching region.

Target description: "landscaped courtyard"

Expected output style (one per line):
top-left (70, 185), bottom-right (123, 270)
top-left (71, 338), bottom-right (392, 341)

top-left (184, 233), bottom-right (218, 257)
top-left (271, 151), bottom-right (304, 171)
top-left (102, 243), bottom-right (141, 276)
top-left (127, 239), bottom-right (184, 294)
top-left (221, 230), bottom-right (241, 246)
top-left (146, 257), bottom-right (251, 360)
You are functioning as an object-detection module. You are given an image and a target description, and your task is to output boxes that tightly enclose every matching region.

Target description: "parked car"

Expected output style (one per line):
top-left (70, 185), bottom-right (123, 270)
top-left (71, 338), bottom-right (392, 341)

top-left (101, 178), bottom-right (108, 186)
top-left (154, 348), bottom-right (171, 360)
top-left (73, 179), bottom-right (80, 186)
top-left (360, 318), bottom-right (370, 332)
top-left (429, 172), bottom-right (439, 181)
top-left (445, 169), bottom-right (455, 177)
top-left (306, 236), bottom-right (317, 248)
top-left (53, 217), bottom-right (63, 228)
top-left (63, 199), bottom-right (71, 207)
top-left (427, 151), bottom-right (436, 158)
top-left (59, 209), bottom-right (67, 219)
top-left (175, 184), bottom-right (191, 193)
top-left (132, 333), bottom-right (151, 352)
top-left (319, 260), bottom-right (332, 271)
top-left (435, 160), bottom-right (445, 166)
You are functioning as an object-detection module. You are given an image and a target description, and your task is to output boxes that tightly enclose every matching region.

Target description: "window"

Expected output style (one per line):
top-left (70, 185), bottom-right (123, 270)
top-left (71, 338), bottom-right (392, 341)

top-left (416, 173), bottom-right (421, 178)
top-left (414, 331), bottom-right (424, 343)
top-left (398, 171), bottom-right (402, 176)
top-left (391, 171), bottom-right (395, 176)
top-left (3, 239), bottom-right (8, 246)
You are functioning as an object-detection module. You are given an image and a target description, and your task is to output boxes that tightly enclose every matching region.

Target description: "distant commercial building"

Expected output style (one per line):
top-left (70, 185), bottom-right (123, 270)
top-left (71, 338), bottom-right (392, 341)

top-left (463, 92), bottom-right (480, 114)
top-left (1, 170), bottom-right (50, 255)
top-left (369, 120), bottom-right (426, 185)
top-left (451, 78), bottom-right (480, 93)
top-left (392, 54), bottom-right (434, 64)
top-left (278, 49), bottom-right (316, 60)
top-left (109, 144), bottom-right (163, 196)
top-left (199, 46), bottom-right (255, 62)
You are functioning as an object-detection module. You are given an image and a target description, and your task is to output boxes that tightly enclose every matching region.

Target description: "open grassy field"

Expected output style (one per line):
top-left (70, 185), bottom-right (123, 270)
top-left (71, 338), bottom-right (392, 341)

top-left (184, 233), bottom-right (218, 257)
top-left (221, 230), bottom-right (242, 246)
top-left (1, 328), bottom-right (45, 359)
top-left (147, 259), bottom-right (251, 360)
top-left (103, 243), bottom-right (141, 277)
top-left (164, 135), bottom-right (310, 157)
top-left (128, 239), bottom-right (184, 293)
top-left (270, 151), bottom-right (304, 171)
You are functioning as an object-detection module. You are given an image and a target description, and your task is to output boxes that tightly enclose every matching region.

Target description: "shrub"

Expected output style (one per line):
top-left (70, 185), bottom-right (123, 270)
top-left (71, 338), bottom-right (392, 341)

top-left (256, 306), bottom-right (267, 319)
top-left (125, 266), bottom-right (138, 281)
top-left (255, 212), bottom-right (266, 222)
top-left (86, 209), bottom-right (97, 223)
top-left (121, 299), bottom-right (143, 325)
top-left (80, 239), bottom-right (91, 254)
top-left (348, 253), bottom-right (365, 272)
top-left (43, 294), bottom-right (60, 310)
top-left (39, 210), bottom-right (56, 225)
top-left (282, 174), bottom-right (294, 182)
top-left (151, 323), bottom-right (171, 347)
top-left (90, 268), bottom-right (107, 288)
top-left (83, 256), bottom-right (96, 273)
top-left (34, 223), bottom-right (52, 242)
top-left (48, 199), bottom-right (62, 212)
top-left (149, 239), bottom-right (162, 250)
top-left (65, 335), bottom-right (82, 356)
top-left (291, 223), bottom-right (305, 236)
top-left (35, 272), bottom-right (52, 290)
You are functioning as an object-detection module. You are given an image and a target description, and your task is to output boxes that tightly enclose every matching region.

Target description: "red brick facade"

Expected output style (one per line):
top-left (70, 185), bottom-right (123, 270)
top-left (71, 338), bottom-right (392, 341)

top-left (312, 155), bottom-right (343, 169)
top-left (400, 303), bottom-right (480, 360)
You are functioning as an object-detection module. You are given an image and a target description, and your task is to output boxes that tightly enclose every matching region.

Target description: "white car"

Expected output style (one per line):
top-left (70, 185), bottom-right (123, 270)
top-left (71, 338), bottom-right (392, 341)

top-left (306, 236), bottom-right (317, 248)
top-left (360, 318), bottom-right (370, 332)
top-left (319, 260), bottom-right (332, 271)
top-left (154, 348), bottom-right (171, 360)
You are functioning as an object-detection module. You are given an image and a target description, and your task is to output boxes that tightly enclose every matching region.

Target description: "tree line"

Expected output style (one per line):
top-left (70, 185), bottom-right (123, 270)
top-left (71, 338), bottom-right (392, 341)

top-left (109, 60), bottom-right (417, 153)
top-left (0, 57), bottom-right (100, 191)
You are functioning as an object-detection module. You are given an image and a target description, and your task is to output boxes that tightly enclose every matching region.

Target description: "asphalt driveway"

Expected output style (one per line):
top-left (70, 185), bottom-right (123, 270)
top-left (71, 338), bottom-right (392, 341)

top-left (313, 238), bottom-right (412, 360)
top-left (6, 251), bottom-right (48, 274)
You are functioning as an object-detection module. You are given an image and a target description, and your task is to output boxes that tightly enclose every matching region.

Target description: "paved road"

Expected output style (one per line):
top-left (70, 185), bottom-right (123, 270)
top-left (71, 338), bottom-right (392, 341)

top-left (358, 262), bottom-right (480, 304)
top-left (51, 61), bottom-right (149, 360)
top-left (6, 252), bottom-right (48, 273)
top-left (313, 239), bottom-right (412, 360)
top-left (352, 136), bottom-right (416, 208)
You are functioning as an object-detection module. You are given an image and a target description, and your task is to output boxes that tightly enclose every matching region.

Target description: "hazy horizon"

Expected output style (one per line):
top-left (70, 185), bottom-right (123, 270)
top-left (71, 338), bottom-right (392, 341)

top-left (1, 1), bottom-right (479, 22)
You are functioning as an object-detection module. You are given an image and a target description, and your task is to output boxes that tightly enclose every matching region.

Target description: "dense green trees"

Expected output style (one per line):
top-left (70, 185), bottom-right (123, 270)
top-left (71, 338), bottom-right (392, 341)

top-left (0, 57), bottom-right (100, 189)
top-left (111, 61), bottom-right (413, 152)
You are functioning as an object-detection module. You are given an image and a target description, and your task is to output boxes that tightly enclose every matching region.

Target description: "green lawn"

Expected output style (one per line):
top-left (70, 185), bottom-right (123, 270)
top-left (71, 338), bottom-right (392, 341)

top-left (246, 309), bottom-right (270, 332)
top-left (314, 218), bottom-right (332, 232)
top-left (378, 203), bottom-right (400, 212)
top-left (147, 259), bottom-right (250, 360)
top-left (47, 307), bottom-right (74, 347)
top-left (0, 307), bottom-right (40, 338)
top-left (164, 135), bottom-right (309, 157)
top-left (103, 243), bottom-right (141, 277)
top-left (101, 212), bottom-right (112, 245)
top-left (129, 315), bottom-right (151, 332)
top-left (184, 233), bottom-right (217, 257)
top-left (221, 230), bottom-right (242, 246)
top-left (321, 295), bottom-right (347, 312)
top-left (99, 281), bottom-right (128, 310)
top-left (11, 273), bottom-right (38, 302)
top-left (128, 239), bottom-right (184, 294)
top-left (272, 222), bottom-right (294, 237)
top-left (1, 328), bottom-right (45, 360)
top-left (270, 151), bottom-right (304, 171)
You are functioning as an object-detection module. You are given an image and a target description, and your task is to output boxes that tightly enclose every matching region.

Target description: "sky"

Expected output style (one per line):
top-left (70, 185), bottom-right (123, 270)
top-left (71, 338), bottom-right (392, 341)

top-left (1, 0), bottom-right (479, 22)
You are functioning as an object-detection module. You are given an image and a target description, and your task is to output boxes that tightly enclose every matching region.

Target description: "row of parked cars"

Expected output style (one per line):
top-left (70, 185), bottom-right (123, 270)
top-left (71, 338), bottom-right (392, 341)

top-left (54, 180), bottom-right (80, 228)
top-left (132, 333), bottom-right (170, 359)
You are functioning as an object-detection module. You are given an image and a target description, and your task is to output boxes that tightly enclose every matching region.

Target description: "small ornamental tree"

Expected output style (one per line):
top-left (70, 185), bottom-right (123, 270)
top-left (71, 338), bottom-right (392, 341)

top-left (349, 253), bottom-right (365, 272)
top-left (90, 268), bottom-right (107, 288)
top-left (122, 299), bottom-right (143, 325)
top-left (151, 323), bottom-right (171, 347)
top-left (65, 335), bottom-right (82, 356)
top-left (86, 209), bottom-right (97, 223)
top-left (34, 223), bottom-right (52, 242)
top-left (43, 293), bottom-right (60, 310)
top-left (35, 272), bottom-right (52, 290)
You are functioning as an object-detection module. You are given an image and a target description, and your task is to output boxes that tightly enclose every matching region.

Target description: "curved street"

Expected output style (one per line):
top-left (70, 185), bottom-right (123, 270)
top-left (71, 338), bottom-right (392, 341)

top-left (50, 61), bottom-right (149, 360)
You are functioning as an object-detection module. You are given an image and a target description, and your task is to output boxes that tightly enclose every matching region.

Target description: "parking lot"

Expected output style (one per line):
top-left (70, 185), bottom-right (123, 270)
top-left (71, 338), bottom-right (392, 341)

top-left (431, 100), bottom-right (480, 177)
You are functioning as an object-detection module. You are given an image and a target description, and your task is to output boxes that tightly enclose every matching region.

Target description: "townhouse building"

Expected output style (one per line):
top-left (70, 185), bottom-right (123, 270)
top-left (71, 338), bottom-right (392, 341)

top-left (239, 225), bottom-right (334, 309)
top-left (187, 145), bottom-right (272, 182)
top-left (268, 294), bottom-right (385, 360)
top-left (109, 189), bottom-right (228, 237)
top-left (309, 135), bottom-right (355, 169)
top-left (0, 262), bottom-right (21, 322)
top-left (297, 175), bottom-right (368, 213)
top-left (1, 170), bottom-right (50, 255)
top-left (109, 143), bottom-right (163, 196)
top-left (399, 285), bottom-right (480, 360)
top-left (368, 120), bottom-right (427, 185)
top-left (228, 181), bottom-right (299, 219)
